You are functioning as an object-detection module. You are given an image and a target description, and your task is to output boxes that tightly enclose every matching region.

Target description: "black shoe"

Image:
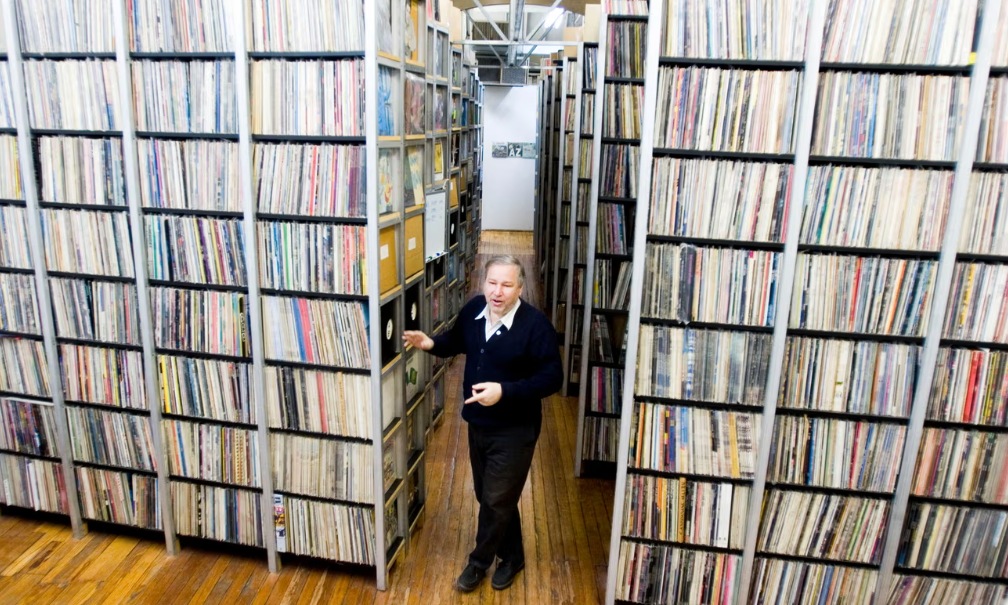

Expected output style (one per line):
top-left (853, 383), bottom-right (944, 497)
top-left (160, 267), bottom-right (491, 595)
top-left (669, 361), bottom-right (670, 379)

top-left (456, 564), bottom-right (486, 592)
top-left (491, 559), bottom-right (525, 590)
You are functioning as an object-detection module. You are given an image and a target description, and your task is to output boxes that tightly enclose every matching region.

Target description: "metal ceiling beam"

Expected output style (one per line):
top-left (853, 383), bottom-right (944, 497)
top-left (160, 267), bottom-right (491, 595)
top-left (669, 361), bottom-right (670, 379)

top-left (506, 0), bottom-right (524, 65)
top-left (469, 0), bottom-right (509, 43)
top-left (516, 0), bottom-right (565, 66)
top-left (471, 18), bottom-right (508, 65)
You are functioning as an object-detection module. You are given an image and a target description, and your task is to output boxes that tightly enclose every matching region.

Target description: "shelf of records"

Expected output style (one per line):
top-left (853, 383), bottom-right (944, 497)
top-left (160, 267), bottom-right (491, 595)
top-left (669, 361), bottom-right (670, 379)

top-left (0, 0), bottom-right (487, 589)
top-left (586, 0), bottom-right (1008, 601)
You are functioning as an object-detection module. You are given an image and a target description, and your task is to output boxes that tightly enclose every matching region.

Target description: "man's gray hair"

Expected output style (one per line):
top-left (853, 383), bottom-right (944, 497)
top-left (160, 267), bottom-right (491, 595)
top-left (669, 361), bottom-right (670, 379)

top-left (484, 255), bottom-right (526, 287)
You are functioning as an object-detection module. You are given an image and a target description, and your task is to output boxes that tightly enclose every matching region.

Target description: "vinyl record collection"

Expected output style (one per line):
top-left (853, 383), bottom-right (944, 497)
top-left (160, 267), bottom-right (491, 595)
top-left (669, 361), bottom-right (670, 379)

top-left (163, 418), bottom-right (258, 487)
top-left (250, 60), bottom-right (364, 137)
top-left (76, 466), bottom-right (160, 528)
top-left (811, 72), bottom-right (968, 162)
top-left (41, 210), bottom-right (134, 277)
top-left (640, 244), bottom-right (779, 326)
top-left (0, 207), bottom-right (32, 268)
top-left (270, 433), bottom-right (373, 503)
top-left (253, 143), bottom-right (366, 218)
top-left (536, 0), bottom-right (1008, 601)
top-left (928, 347), bottom-right (1008, 425)
top-left (16, 0), bottom-right (116, 53)
top-left (961, 172), bottom-right (1008, 255)
top-left (757, 489), bottom-right (889, 564)
top-left (264, 366), bottom-right (370, 438)
top-left (131, 60), bottom-right (237, 134)
top-left (623, 473), bottom-right (750, 549)
top-left (648, 158), bottom-right (791, 242)
top-left (0, 273), bottom-right (40, 334)
top-left (0, 453), bottom-right (67, 513)
top-left (615, 540), bottom-right (740, 603)
top-left (137, 139), bottom-right (240, 211)
top-left (0, 0), bottom-right (489, 585)
top-left (172, 482), bottom-right (263, 546)
top-left (38, 137), bottom-right (125, 207)
top-left (801, 166), bottom-right (952, 251)
top-left (654, 67), bottom-right (802, 154)
top-left (67, 407), bottom-right (156, 471)
top-left (0, 337), bottom-right (50, 397)
top-left (127, 0), bottom-right (232, 53)
top-left (61, 345), bottom-right (146, 409)
top-left (145, 216), bottom-right (246, 285)
top-left (158, 355), bottom-right (251, 424)
top-left (23, 61), bottom-right (119, 131)
top-left (0, 397), bottom-right (57, 456)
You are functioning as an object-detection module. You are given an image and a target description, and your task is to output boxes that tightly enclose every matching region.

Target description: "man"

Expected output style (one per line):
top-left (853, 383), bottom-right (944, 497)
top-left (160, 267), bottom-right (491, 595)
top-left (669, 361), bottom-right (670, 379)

top-left (403, 254), bottom-right (562, 592)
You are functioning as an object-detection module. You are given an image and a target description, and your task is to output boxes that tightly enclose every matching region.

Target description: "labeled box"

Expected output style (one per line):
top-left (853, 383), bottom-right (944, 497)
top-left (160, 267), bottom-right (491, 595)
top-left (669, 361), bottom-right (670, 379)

top-left (404, 215), bottom-right (424, 279)
top-left (379, 225), bottom-right (398, 294)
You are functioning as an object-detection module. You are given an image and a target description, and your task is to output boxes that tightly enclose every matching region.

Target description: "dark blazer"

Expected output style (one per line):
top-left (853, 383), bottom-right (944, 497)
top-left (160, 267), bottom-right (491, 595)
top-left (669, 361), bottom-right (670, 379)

top-left (429, 295), bottom-right (563, 426)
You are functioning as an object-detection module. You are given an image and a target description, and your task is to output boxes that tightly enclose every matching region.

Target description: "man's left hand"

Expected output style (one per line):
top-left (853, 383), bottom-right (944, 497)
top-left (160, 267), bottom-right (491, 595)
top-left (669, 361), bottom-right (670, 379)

top-left (465, 382), bottom-right (502, 406)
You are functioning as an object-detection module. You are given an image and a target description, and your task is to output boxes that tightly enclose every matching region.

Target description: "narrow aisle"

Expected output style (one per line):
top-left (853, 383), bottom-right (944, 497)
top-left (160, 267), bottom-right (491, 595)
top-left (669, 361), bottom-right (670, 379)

top-left (0, 231), bottom-right (616, 605)
top-left (377, 230), bottom-right (615, 605)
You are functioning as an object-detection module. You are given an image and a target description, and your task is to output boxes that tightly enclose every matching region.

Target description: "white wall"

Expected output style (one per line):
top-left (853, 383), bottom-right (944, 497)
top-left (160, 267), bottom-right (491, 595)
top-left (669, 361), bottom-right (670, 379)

top-left (482, 85), bottom-right (540, 231)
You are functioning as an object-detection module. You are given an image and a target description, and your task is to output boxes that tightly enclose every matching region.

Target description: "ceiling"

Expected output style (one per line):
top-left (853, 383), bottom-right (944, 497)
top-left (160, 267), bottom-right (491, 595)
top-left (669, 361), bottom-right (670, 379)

top-left (452, 0), bottom-right (593, 16)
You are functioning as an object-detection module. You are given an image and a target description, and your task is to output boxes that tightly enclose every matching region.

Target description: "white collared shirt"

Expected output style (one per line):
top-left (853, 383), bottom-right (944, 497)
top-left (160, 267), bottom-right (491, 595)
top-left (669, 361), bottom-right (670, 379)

top-left (475, 299), bottom-right (521, 341)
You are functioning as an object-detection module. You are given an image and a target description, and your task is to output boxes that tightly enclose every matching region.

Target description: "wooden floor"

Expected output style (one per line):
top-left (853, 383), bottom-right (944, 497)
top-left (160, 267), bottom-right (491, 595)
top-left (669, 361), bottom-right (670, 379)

top-left (0, 230), bottom-right (616, 605)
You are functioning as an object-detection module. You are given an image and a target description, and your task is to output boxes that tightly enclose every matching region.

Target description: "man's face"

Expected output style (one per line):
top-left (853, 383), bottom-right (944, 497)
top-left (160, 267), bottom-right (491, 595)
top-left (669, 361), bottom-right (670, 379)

top-left (483, 264), bottom-right (523, 316)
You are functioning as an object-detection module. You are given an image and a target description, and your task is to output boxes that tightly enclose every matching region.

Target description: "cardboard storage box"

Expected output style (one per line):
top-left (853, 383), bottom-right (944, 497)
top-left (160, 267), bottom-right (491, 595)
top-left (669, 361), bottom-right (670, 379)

top-left (404, 215), bottom-right (424, 279)
top-left (379, 225), bottom-right (398, 295)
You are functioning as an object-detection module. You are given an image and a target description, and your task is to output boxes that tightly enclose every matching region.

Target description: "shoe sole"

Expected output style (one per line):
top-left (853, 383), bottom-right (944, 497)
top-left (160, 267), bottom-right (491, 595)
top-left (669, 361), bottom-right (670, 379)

top-left (491, 563), bottom-right (525, 590)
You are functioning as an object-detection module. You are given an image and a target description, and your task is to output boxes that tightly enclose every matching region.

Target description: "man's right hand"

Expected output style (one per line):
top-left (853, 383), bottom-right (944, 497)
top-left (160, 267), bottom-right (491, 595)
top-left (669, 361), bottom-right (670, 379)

top-left (402, 330), bottom-right (434, 351)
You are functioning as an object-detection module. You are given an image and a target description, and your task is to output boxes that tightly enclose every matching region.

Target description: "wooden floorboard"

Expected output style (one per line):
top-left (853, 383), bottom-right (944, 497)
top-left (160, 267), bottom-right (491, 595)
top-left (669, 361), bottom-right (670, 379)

top-left (0, 231), bottom-right (615, 605)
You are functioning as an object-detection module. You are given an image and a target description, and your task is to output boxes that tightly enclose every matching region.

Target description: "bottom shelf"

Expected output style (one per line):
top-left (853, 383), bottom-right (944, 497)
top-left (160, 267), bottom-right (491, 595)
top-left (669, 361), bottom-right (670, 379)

top-left (386, 535), bottom-right (405, 572)
top-left (408, 501), bottom-right (425, 534)
top-left (83, 516), bottom-right (163, 535)
top-left (177, 533), bottom-right (268, 555)
top-left (278, 494), bottom-right (377, 565)
top-left (0, 502), bottom-right (70, 525)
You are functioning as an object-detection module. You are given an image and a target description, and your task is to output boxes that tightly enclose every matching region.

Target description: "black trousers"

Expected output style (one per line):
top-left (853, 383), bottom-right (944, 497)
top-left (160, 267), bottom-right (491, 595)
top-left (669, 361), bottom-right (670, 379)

top-left (466, 418), bottom-right (541, 570)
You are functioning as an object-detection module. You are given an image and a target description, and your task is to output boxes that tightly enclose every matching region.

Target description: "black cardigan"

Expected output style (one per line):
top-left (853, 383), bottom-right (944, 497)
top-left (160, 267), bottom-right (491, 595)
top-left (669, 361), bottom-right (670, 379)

top-left (429, 295), bottom-right (563, 427)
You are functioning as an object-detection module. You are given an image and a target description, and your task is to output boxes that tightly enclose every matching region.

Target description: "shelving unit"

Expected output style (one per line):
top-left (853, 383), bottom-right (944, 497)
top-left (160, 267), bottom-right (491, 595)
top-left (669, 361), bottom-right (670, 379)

top-left (573, 5), bottom-right (650, 479)
top-left (600, 0), bottom-right (1008, 603)
top-left (887, 0), bottom-right (1008, 600)
top-left (0, 1), bottom-right (81, 531)
top-left (535, 56), bottom-right (560, 317)
top-left (561, 41), bottom-right (596, 399)
top-left (544, 57), bottom-right (564, 319)
top-left (0, 0), bottom-right (482, 590)
top-left (3, 0), bottom-right (176, 550)
top-left (553, 46), bottom-right (582, 392)
top-left (419, 33), bottom-right (481, 443)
